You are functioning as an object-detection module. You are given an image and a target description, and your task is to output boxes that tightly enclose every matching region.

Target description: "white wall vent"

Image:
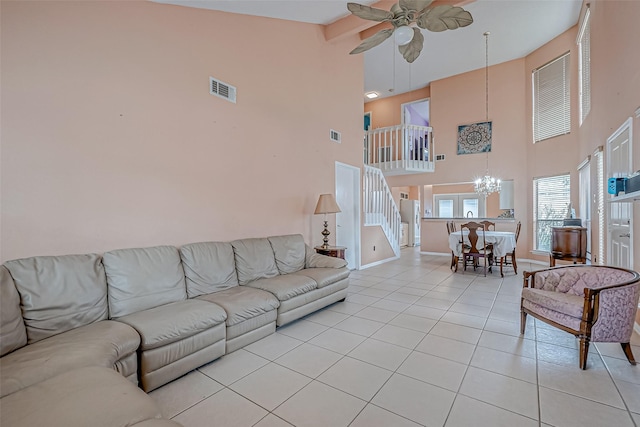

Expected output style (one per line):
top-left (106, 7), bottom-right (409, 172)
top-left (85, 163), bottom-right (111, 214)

top-left (210, 77), bottom-right (236, 103)
top-left (435, 154), bottom-right (446, 161)
top-left (330, 129), bottom-right (341, 143)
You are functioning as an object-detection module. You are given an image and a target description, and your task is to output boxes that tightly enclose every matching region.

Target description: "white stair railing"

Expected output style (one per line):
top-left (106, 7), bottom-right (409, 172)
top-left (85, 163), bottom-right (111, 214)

top-left (363, 165), bottom-right (401, 257)
top-left (364, 124), bottom-right (434, 175)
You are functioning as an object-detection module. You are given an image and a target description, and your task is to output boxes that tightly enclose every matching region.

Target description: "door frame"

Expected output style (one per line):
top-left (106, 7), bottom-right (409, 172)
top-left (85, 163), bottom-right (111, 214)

top-left (335, 161), bottom-right (361, 270)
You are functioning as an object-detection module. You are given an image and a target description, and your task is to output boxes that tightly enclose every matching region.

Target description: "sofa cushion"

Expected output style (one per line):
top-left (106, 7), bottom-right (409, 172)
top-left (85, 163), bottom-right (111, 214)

top-left (522, 288), bottom-right (584, 318)
top-left (4, 254), bottom-right (108, 344)
top-left (268, 234), bottom-right (306, 274)
top-left (232, 238), bottom-right (279, 285)
top-left (244, 274), bottom-right (317, 301)
top-left (115, 299), bottom-right (227, 351)
top-left (103, 246), bottom-right (187, 318)
top-left (0, 366), bottom-right (161, 427)
top-left (0, 266), bottom-right (27, 356)
top-left (197, 286), bottom-right (279, 327)
top-left (292, 267), bottom-right (350, 289)
top-left (180, 241), bottom-right (239, 298)
top-left (0, 320), bottom-right (139, 398)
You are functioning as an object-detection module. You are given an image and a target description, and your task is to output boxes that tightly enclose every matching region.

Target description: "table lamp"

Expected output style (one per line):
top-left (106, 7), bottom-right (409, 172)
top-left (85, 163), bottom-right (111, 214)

top-left (314, 194), bottom-right (341, 249)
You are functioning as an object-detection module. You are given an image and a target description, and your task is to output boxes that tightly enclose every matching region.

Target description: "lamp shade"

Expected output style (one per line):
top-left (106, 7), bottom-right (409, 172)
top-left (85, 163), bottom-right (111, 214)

top-left (314, 194), bottom-right (341, 215)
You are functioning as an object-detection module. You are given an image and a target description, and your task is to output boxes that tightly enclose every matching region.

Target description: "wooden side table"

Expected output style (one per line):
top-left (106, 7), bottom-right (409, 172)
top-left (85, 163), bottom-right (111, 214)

top-left (314, 246), bottom-right (346, 260)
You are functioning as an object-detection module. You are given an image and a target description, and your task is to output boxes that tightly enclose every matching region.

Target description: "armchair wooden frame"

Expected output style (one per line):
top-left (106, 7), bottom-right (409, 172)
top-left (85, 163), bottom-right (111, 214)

top-left (521, 265), bottom-right (640, 369)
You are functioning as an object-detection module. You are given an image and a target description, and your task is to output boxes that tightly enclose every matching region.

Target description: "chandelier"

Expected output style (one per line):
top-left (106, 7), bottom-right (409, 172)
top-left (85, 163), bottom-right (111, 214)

top-left (475, 31), bottom-right (501, 196)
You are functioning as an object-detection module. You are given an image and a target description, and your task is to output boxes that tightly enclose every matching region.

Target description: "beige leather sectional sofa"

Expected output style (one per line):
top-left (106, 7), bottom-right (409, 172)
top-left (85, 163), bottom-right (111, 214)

top-left (0, 234), bottom-right (349, 427)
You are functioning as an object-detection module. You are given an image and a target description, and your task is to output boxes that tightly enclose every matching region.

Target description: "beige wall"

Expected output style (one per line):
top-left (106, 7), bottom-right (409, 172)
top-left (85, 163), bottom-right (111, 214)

top-left (361, 225), bottom-right (395, 266)
top-left (0, 1), bottom-right (364, 261)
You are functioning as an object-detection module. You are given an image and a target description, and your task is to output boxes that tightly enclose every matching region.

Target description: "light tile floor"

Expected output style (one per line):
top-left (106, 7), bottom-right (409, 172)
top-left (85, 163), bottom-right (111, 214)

top-left (150, 248), bottom-right (640, 427)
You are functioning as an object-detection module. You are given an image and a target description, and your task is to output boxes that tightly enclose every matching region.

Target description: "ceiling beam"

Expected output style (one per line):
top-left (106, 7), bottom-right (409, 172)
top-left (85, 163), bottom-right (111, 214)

top-left (324, 0), bottom-right (476, 42)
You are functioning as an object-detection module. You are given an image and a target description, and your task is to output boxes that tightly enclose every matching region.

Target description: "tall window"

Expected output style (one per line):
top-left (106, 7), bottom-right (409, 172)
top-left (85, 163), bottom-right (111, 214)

top-left (578, 7), bottom-right (591, 124)
top-left (533, 174), bottom-right (571, 251)
top-left (532, 53), bottom-right (571, 143)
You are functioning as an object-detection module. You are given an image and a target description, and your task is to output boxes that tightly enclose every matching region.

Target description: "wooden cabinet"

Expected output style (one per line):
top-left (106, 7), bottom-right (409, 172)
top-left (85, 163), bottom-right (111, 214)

top-left (550, 227), bottom-right (587, 266)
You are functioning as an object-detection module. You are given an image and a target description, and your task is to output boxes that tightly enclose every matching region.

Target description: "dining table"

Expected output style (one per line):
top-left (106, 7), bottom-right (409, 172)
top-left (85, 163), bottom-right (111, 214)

top-left (449, 230), bottom-right (517, 277)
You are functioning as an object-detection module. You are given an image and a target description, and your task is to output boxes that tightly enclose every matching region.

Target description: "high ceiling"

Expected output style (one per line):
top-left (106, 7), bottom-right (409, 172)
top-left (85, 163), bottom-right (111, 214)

top-left (154, 1), bottom-right (583, 100)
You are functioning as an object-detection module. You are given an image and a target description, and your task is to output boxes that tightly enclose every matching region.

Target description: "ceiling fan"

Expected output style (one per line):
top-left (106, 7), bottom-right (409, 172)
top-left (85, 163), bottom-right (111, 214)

top-left (347, 0), bottom-right (473, 63)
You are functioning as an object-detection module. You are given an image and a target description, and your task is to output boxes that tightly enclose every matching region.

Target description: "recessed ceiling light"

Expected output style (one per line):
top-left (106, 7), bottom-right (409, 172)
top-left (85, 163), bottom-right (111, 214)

top-left (365, 92), bottom-right (378, 99)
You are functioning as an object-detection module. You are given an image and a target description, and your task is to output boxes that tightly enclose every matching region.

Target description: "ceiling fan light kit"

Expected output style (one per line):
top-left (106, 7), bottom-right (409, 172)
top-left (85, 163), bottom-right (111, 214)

top-left (347, 0), bottom-right (473, 63)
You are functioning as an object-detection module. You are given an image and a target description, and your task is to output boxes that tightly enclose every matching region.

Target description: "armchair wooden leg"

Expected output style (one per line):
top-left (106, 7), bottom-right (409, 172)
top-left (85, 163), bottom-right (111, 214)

top-left (579, 337), bottom-right (590, 370)
top-left (621, 342), bottom-right (637, 365)
top-left (520, 311), bottom-right (527, 334)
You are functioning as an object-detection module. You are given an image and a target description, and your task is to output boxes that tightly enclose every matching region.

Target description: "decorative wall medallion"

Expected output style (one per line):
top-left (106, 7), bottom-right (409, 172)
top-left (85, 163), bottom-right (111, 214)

top-left (457, 121), bottom-right (492, 155)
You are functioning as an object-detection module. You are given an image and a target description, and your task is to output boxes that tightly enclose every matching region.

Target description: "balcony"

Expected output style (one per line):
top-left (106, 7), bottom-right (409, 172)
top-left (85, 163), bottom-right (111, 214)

top-left (364, 124), bottom-right (435, 176)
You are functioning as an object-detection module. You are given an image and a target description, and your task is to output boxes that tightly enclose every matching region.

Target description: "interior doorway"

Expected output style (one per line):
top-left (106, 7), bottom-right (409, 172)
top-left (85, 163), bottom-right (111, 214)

top-left (401, 98), bottom-right (430, 126)
top-left (335, 162), bottom-right (361, 270)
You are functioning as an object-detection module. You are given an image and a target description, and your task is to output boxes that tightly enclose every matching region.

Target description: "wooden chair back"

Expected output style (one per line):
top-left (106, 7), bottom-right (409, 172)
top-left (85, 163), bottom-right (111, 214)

top-left (461, 221), bottom-right (485, 254)
top-left (515, 221), bottom-right (522, 242)
top-left (480, 220), bottom-right (496, 231)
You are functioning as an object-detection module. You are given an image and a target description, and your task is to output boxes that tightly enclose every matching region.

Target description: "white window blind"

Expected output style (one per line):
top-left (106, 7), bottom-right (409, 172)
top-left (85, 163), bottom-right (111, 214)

top-left (578, 7), bottom-right (591, 124)
top-left (533, 174), bottom-right (571, 251)
top-left (533, 53), bottom-right (571, 142)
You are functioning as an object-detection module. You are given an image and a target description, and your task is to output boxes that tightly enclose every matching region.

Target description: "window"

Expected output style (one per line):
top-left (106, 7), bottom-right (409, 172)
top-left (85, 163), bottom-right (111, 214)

top-left (532, 53), bottom-right (570, 142)
top-left (578, 7), bottom-right (591, 124)
top-left (533, 174), bottom-right (571, 251)
top-left (434, 193), bottom-right (485, 218)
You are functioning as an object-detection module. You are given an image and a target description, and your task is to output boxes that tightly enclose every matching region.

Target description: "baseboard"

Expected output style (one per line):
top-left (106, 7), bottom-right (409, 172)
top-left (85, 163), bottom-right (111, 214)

top-left (359, 255), bottom-right (400, 270)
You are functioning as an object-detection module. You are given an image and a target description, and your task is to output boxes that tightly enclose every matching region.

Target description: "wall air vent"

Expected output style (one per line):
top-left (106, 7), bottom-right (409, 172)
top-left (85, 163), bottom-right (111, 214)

top-left (330, 129), bottom-right (341, 143)
top-left (435, 154), bottom-right (446, 161)
top-left (209, 77), bottom-right (236, 103)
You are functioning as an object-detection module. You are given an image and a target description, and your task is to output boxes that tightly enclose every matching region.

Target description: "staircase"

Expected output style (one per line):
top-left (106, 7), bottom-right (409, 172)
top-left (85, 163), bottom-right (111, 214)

top-left (363, 165), bottom-right (401, 257)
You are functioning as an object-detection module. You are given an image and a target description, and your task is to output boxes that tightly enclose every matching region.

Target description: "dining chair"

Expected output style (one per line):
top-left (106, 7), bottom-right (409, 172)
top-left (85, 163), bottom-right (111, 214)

top-left (502, 221), bottom-right (521, 274)
top-left (480, 220), bottom-right (495, 231)
top-left (446, 221), bottom-right (457, 270)
top-left (460, 221), bottom-right (492, 276)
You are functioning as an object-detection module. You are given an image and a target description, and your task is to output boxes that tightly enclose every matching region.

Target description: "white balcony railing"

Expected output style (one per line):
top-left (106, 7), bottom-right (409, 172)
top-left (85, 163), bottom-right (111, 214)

top-left (364, 124), bottom-right (435, 176)
top-left (363, 165), bottom-right (401, 257)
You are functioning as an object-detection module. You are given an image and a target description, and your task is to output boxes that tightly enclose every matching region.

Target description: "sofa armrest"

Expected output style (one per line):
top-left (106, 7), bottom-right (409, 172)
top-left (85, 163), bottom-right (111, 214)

top-left (304, 245), bottom-right (347, 269)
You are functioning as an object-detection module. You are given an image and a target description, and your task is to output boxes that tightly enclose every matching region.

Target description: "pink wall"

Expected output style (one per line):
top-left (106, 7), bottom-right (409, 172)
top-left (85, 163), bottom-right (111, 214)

top-left (0, 1), bottom-right (364, 261)
top-left (584, 0), bottom-right (640, 269)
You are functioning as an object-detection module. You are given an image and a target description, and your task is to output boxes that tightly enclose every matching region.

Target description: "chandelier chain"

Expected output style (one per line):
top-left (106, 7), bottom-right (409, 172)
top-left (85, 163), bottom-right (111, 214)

top-left (475, 31), bottom-right (501, 197)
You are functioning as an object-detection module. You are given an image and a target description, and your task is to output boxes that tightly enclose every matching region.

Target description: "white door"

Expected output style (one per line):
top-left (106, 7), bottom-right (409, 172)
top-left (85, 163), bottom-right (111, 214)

top-left (607, 118), bottom-right (633, 268)
top-left (335, 162), bottom-right (361, 269)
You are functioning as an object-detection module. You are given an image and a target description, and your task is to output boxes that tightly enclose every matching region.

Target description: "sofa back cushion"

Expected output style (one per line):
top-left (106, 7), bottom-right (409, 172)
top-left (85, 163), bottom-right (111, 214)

top-left (4, 254), bottom-right (108, 344)
top-left (103, 246), bottom-right (187, 318)
top-left (268, 234), bottom-right (306, 274)
top-left (231, 238), bottom-right (279, 285)
top-left (180, 242), bottom-right (239, 298)
top-left (0, 266), bottom-right (27, 355)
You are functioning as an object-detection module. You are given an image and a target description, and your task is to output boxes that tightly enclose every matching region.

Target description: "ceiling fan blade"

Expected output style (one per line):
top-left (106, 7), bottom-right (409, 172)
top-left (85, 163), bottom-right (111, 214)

top-left (350, 28), bottom-right (394, 55)
top-left (398, 28), bottom-right (424, 63)
top-left (416, 5), bottom-right (473, 32)
top-left (399, 0), bottom-right (434, 14)
top-left (347, 3), bottom-right (394, 22)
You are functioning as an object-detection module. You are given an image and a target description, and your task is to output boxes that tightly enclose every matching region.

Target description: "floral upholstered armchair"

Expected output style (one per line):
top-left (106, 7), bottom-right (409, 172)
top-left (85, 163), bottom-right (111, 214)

top-left (521, 265), bottom-right (640, 369)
